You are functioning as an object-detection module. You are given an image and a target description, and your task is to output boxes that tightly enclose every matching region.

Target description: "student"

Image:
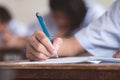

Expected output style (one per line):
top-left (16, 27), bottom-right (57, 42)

top-left (0, 6), bottom-right (26, 47)
top-left (29, 0), bottom-right (105, 37)
top-left (26, 0), bottom-right (120, 60)
top-left (26, 0), bottom-right (107, 60)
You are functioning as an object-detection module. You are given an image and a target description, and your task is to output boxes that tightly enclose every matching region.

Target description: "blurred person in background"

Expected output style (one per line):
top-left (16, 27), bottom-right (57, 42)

top-left (26, 0), bottom-right (106, 60)
top-left (29, 0), bottom-right (105, 38)
top-left (0, 6), bottom-right (28, 47)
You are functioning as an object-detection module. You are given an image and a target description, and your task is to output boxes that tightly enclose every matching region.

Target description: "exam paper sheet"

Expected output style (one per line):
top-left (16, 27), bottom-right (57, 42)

top-left (18, 57), bottom-right (101, 64)
top-left (18, 56), bottom-right (120, 65)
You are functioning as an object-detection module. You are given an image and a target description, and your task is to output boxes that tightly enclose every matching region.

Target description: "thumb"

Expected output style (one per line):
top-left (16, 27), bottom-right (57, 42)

top-left (52, 38), bottom-right (63, 56)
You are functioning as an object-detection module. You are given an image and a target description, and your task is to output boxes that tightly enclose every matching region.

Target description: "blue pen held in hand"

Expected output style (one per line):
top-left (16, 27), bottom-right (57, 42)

top-left (36, 12), bottom-right (53, 43)
top-left (36, 12), bottom-right (58, 58)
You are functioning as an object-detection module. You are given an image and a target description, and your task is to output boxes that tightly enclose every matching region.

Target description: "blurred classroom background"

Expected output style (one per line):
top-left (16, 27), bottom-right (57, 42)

top-left (0, 0), bottom-right (115, 61)
top-left (0, 0), bottom-right (115, 24)
top-left (0, 0), bottom-right (116, 80)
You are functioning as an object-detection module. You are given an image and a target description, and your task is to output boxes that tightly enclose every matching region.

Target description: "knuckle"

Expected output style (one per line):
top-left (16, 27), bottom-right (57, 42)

top-left (39, 34), bottom-right (45, 40)
top-left (35, 30), bottom-right (40, 34)
top-left (41, 37), bottom-right (46, 42)
top-left (35, 31), bottom-right (45, 41)
top-left (36, 44), bottom-right (42, 51)
top-left (35, 30), bottom-right (44, 35)
top-left (27, 36), bottom-right (34, 43)
top-left (30, 37), bottom-right (36, 44)
top-left (39, 31), bottom-right (44, 35)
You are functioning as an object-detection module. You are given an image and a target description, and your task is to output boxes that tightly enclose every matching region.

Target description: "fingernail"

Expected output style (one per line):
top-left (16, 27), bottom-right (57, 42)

top-left (53, 50), bottom-right (57, 55)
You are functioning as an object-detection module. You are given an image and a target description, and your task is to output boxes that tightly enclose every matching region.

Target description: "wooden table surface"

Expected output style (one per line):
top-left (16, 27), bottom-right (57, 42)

top-left (0, 61), bottom-right (120, 80)
top-left (0, 61), bottom-right (119, 70)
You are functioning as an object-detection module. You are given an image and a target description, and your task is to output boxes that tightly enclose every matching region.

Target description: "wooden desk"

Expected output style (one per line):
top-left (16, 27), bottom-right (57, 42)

top-left (0, 47), bottom-right (26, 61)
top-left (0, 61), bottom-right (120, 80)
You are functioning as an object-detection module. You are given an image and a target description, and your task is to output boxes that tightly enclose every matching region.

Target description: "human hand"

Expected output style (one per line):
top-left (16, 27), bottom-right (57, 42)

top-left (113, 49), bottom-right (120, 58)
top-left (3, 33), bottom-right (25, 47)
top-left (26, 30), bottom-right (63, 61)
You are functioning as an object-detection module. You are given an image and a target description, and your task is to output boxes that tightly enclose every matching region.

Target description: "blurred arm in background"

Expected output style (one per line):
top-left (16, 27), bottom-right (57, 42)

top-left (0, 6), bottom-right (28, 48)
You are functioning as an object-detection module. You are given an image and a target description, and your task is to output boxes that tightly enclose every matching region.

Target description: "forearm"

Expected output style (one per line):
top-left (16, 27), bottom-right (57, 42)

top-left (58, 36), bottom-right (85, 57)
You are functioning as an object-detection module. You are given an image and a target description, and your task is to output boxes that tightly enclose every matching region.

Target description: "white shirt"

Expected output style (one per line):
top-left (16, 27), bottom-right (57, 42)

top-left (75, 0), bottom-right (120, 57)
top-left (8, 20), bottom-right (28, 37)
top-left (28, 0), bottom-right (106, 37)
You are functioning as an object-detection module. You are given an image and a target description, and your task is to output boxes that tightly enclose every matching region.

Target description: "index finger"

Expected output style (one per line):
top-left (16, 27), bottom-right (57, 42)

top-left (34, 30), bottom-right (55, 54)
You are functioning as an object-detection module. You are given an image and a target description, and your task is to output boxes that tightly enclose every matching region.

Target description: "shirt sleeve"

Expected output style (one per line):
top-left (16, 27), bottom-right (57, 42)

top-left (74, 0), bottom-right (120, 57)
top-left (81, 0), bottom-right (106, 28)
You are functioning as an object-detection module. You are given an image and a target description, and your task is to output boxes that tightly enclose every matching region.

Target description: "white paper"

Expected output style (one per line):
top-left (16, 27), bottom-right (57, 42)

top-left (18, 57), bottom-right (101, 64)
top-left (18, 56), bottom-right (120, 65)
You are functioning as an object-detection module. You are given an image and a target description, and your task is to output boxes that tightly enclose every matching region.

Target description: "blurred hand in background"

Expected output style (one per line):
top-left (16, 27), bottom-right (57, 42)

top-left (2, 33), bottom-right (25, 47)
top-left (113, 49), bottom-right (120, 58)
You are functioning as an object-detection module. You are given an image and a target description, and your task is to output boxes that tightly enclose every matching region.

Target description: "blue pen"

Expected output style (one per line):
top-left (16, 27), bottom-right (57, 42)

top-left (36, 12), bottom-right (58, 58)
top-left (36, 12), bottom-right (53, 43)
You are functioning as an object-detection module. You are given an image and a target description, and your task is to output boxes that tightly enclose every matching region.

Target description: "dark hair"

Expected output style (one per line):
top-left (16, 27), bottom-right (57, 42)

top-left (49, 0), bottom-right (87, 35)
top-left (0, 6), bottom-right (12, 23)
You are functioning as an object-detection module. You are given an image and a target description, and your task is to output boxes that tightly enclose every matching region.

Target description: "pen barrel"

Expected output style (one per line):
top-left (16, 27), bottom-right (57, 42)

top-left (37, 16), bottom-right (53, 43)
